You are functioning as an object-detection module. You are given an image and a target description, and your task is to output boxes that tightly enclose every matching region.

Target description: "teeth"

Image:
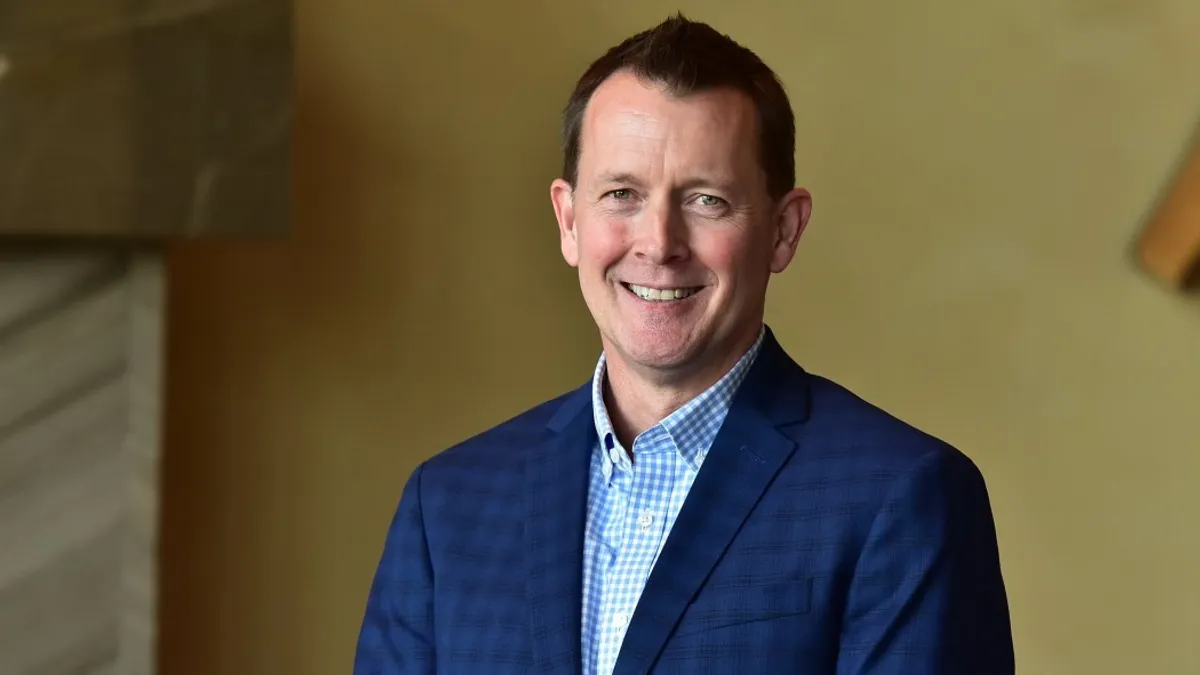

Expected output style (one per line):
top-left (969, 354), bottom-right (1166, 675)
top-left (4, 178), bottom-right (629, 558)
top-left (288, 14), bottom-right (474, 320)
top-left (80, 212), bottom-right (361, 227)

top-left (627, 283), bottom-right (699, 301)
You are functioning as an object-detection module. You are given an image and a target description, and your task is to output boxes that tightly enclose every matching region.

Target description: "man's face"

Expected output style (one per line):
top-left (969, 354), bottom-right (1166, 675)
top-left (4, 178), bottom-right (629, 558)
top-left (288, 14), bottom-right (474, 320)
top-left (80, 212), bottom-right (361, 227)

top-left (551, 71), bottom-right (811, 381)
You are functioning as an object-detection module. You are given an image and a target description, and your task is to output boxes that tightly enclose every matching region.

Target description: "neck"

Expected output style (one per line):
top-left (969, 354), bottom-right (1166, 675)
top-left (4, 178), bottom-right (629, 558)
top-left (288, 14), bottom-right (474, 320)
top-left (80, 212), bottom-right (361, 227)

top-left (603, 326), bottom-right (761, 449)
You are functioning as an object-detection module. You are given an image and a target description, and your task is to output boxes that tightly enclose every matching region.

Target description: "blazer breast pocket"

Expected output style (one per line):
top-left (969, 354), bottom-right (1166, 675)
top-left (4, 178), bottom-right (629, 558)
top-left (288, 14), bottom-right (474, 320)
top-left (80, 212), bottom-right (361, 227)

top-left (672, 578), bottom-right (813, 638)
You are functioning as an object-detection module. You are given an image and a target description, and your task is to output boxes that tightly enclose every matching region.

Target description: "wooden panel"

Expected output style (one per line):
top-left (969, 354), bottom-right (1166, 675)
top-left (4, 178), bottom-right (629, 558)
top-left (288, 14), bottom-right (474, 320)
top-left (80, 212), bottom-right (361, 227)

top-left (1137, 139), bottom-right (1200, 288)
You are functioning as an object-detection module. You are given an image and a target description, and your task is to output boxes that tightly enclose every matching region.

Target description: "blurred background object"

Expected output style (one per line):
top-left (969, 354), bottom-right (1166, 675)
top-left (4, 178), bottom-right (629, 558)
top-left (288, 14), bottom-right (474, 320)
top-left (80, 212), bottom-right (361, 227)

top-left (1137, 135), bottom-right (1200, 289)
top-left (0, 0), bottom-right (291, 238)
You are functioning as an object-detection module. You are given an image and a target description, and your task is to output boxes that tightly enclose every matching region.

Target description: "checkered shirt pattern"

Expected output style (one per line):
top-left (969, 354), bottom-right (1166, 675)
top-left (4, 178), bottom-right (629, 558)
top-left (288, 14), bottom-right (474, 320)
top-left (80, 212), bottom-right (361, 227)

top-left (580, 326), bottom-right (765, 675)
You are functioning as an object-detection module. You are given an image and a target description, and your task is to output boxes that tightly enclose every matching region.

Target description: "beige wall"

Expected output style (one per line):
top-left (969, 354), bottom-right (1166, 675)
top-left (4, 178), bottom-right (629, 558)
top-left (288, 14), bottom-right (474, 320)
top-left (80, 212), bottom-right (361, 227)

top-left (159, 0), bottom-right (1200, 673)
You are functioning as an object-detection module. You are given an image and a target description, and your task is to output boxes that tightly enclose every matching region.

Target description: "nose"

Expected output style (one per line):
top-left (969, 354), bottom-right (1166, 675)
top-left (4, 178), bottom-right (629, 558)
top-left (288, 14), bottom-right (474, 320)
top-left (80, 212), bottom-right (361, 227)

top-left (632, 198), bottom-right (689, 265)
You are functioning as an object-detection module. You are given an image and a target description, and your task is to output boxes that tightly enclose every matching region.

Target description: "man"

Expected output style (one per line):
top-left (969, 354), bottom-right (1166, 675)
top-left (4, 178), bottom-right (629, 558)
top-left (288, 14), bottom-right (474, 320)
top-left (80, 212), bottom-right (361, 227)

top-left (355, 13), bottom-right (1013, 675)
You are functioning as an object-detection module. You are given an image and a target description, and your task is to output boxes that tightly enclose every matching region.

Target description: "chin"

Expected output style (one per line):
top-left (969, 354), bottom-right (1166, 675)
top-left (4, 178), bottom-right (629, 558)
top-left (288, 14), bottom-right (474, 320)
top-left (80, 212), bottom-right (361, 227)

top-left (627, 347), bottom-right (693, 371)
top-left (612, 325), bottom-right (704, 371)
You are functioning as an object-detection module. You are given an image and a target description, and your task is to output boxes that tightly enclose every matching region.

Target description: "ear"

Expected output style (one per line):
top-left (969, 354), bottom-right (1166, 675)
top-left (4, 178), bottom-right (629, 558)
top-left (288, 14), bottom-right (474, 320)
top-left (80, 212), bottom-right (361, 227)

top-left (551, 178), bottom-right (579, 267)
top-left (769, 187), bottom-right (813, 273)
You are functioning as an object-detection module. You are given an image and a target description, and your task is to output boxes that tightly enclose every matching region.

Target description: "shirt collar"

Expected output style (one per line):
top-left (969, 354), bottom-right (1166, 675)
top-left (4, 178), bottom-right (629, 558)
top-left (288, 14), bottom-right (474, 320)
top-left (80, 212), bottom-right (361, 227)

top-left (591, 325), bottom-right (765, 472)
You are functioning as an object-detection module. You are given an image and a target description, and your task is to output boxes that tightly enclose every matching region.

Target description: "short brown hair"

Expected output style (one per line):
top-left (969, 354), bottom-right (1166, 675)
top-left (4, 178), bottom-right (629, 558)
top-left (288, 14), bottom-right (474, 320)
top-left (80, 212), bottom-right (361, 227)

top-left (561, 13), bottom-right (796, 200)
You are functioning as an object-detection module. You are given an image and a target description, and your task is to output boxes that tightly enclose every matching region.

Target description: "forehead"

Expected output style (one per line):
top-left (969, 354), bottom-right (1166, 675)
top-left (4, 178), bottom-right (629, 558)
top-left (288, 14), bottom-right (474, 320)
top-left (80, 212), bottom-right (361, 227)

top-left (577, 71), bottom-right (760, 183)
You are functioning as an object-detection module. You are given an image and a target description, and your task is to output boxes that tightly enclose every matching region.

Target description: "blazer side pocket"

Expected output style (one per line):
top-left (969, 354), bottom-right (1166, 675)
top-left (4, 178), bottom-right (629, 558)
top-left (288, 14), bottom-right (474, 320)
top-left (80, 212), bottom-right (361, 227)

top-left (672, 578), bottom-right (813, 638)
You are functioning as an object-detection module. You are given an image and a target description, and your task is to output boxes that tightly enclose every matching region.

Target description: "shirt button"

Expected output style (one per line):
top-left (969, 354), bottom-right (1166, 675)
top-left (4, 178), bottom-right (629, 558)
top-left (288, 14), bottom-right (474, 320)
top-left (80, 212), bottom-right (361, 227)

top-left (608, 445), bottom-right (624, 464)
top-left (638, 510), bottom-right (654, 531)
top-left (612, 612), bottom-right (629, 629)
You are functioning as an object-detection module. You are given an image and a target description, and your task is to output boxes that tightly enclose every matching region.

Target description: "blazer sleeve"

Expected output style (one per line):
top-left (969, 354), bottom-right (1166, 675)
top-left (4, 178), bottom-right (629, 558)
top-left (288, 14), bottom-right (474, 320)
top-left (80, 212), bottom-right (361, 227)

top-left (836, 447), bottom-right (1015, 675)
top-left (354, 463), bottom-right (437, 675)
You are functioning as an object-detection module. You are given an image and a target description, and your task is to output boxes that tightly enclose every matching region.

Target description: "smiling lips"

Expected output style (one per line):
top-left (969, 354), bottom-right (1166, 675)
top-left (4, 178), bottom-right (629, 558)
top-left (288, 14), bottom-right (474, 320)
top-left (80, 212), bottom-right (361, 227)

top-left (622, 282), bottom-right (703, 301)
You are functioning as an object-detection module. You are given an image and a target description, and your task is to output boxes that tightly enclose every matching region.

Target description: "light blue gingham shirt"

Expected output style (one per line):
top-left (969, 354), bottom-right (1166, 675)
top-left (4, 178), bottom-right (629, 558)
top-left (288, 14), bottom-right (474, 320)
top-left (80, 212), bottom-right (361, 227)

top-left (580, 326), bottom-right (765, 675)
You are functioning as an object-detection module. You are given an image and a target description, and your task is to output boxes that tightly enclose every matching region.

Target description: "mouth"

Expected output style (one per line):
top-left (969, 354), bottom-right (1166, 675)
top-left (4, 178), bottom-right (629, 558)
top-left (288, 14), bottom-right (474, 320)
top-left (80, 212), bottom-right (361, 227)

top-left (621, 282), bottom-right (704, 302)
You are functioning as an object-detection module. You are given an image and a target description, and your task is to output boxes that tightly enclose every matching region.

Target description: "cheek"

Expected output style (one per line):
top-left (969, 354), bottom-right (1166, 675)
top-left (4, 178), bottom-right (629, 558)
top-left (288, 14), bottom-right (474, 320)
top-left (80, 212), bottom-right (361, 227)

top-left (691, 230), bottom-right (756, 278)
top-left (577, 219), bottom-right (628, 271)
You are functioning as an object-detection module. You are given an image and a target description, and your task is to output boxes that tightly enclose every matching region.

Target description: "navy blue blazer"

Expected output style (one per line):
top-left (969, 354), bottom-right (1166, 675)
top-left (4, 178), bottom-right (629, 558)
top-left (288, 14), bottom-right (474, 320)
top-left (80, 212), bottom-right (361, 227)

top-left (355, 328), bottom-right (1014, 674)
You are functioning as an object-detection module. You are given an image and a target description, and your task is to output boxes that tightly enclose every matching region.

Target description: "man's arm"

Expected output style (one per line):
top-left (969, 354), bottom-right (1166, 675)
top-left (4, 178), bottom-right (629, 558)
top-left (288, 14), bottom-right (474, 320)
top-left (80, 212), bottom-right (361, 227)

top-left (836, 447), bottom-right (1015, 674)
top-left (355, 463), bottom-right (436, 675)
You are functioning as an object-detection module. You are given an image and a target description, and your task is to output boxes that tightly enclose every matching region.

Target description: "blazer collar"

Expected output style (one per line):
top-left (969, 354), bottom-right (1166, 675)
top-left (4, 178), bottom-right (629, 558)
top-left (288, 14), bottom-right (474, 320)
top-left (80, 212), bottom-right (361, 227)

top-left (613, 325), bottom-right (811, 675)
top-left (525, 325), bottom-right (811, 675)
top-left (732, 324), bottom-right (811, 430)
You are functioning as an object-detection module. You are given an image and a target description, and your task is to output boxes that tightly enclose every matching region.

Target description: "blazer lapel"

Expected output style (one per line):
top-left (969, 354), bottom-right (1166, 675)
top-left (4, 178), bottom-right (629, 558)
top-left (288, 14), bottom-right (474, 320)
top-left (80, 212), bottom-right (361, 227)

top-left (526, 384), bottom-right (596, 675)
top-left (612, 330), bottom-right (810, 675)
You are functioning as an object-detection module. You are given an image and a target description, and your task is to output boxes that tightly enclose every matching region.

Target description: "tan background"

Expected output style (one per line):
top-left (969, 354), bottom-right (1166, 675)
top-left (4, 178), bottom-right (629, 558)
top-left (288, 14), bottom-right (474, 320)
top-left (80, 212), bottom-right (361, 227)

top-left (159, 0), bottom-right (1200, 673)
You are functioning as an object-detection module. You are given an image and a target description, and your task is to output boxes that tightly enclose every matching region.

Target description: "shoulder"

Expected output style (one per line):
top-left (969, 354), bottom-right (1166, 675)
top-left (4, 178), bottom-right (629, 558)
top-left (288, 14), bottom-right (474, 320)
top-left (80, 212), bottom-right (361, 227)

top-left (773, 369), bottom-right (998, 554)
top-left (796, 371), bottom-right (988, 492)
top-left (416, 381), bottom-right (590, 480)
top-left (753, 331), bottom-right (978, 481)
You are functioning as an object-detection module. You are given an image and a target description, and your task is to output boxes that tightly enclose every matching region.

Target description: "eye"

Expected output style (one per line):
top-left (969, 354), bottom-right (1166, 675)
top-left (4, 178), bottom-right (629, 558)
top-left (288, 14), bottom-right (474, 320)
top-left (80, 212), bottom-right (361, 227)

top-left (696, 194), bottom-right (726, 208)
top-left (607, 189), bottom-right (633, 200)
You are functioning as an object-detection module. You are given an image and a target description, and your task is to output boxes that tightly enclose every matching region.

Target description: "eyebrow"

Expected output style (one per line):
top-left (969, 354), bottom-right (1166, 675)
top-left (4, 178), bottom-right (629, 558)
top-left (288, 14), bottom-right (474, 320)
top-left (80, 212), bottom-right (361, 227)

top-left (595, 172), bottom-right (644, 188)
top-left (594, 172), bottom-right (739, 194)
top-left (677, 176), bottom-right (739, 195)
